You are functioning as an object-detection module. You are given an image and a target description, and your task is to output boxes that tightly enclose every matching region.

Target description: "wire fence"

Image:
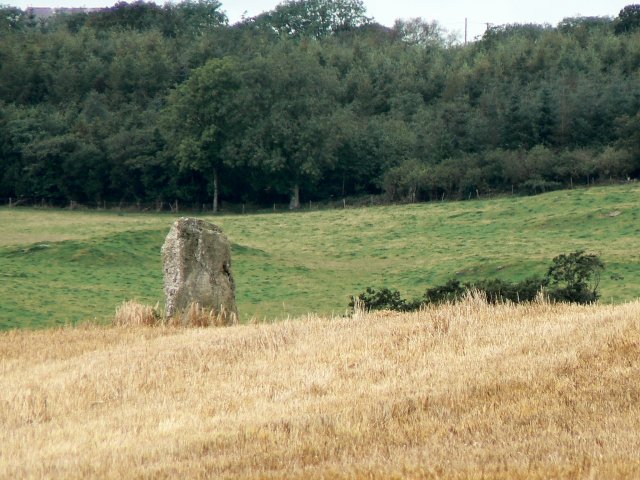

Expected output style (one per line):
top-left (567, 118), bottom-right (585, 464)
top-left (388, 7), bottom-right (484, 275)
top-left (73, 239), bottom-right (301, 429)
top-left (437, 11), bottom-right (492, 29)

top-left (1, 179), bottom-right (633, 214)
top-left (1, 197), bottom-right (193, 212)
top-left (0, 195), bottom-right (390, 214)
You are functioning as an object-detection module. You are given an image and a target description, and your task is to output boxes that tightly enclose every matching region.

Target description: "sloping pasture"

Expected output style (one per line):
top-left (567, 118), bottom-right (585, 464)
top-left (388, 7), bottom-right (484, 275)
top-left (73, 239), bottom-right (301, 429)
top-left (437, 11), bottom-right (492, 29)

top-left (0, 184), bottom-right (638, 329)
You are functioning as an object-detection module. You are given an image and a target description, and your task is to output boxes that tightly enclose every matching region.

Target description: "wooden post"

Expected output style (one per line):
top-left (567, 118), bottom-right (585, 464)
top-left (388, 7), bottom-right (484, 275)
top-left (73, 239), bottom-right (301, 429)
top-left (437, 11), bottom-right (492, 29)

top-left (9, 198), bottom-right (12, 207)
top-left (242, 204), bottom-right (245, 215)
top-left (273, 203), bottom-right (276, 212)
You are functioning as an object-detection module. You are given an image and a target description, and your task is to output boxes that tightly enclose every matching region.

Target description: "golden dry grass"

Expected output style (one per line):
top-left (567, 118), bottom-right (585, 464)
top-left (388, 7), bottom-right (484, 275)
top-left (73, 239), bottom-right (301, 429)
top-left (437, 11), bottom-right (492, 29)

top-left (113, 300), bottom-right (160, 327)
top-left (1, 297), bottom-right (639, 478)
top-left (112, 301), bottom-right (236, 328)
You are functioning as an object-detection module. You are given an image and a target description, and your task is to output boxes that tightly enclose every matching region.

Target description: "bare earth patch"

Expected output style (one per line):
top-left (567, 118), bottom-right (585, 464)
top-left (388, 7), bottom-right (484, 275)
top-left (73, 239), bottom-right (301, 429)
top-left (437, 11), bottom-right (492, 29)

top-left (1, 297), bottom-right (639, 478)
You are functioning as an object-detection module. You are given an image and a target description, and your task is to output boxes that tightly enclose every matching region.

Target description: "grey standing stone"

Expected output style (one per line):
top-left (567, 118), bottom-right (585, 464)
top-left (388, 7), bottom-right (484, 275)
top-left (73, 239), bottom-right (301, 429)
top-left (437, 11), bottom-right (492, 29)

top-left (162, 217), bottom-right (238, 323)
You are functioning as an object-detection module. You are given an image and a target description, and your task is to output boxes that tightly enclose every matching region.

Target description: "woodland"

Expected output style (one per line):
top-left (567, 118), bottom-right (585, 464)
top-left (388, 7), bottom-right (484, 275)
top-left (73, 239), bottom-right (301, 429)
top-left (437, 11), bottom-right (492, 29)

top-left (1, 0), bottom-right (639, 209)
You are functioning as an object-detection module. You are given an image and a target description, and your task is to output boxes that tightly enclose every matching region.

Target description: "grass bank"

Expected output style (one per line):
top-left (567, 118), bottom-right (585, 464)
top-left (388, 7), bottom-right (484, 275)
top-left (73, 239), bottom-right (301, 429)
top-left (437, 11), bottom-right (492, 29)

top-left (1, 298), bottom-right (639, 478)
top-left (0, 184), bottom-right (639, 329)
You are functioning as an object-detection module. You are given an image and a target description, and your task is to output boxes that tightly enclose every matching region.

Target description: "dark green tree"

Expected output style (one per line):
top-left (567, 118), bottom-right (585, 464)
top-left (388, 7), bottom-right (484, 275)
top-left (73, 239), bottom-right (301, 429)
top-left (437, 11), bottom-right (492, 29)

top-left (0, 4), bottom-right (28, 31)
top-left (163, 0), bottom-right (227, 37)
top-left (546, 251), bottom-right (605, 303)
top-left (162, 57), bottom-right (241, 211)
top-left (247, 0), bottom-right (370, 39)
top-left (238, 42), bottom-right (340, 208)
top-left (536, 86), bottom-right (556, 146)
top-left (615, 4), bottom-right (640, 34)
top-left (502, 92), bottom-right (535, 149)
top-left (615, 112), bottom-right (640, 176)
top-left (86, 1), bottom-right (164, 31)
top-left (391, 18), bottom-right (449, 47)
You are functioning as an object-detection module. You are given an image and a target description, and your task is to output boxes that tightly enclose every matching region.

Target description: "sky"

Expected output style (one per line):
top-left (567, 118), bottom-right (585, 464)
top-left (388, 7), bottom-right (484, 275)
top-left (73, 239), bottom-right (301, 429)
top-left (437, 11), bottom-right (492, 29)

top-left (11, 0), bottom-right (631, 41)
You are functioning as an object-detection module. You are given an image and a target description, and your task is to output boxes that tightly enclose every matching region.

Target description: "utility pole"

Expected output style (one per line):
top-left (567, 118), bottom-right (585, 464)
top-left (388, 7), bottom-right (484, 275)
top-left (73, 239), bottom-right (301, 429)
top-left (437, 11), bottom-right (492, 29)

top-left (464, 17), bottom-right (467, 45)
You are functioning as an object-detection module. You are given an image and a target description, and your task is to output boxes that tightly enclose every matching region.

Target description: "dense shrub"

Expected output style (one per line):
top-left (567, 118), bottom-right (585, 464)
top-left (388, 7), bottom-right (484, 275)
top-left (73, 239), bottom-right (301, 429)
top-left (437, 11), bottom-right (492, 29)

top-left (349, 287), bottom-right (420, 312)
top-left (546, 250), bottom-right (604, 303)
top-left (422, 279), bottom-right (467, 304)
top-left (469, 277), bottom-right (548, 303)
top-left (350, 251), bottom-right (604, 313)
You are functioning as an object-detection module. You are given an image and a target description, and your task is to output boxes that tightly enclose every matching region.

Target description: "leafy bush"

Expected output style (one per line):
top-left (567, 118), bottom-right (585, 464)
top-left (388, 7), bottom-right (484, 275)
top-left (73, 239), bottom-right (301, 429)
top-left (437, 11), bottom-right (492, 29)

top-left (469, 277), bottom-right (548, 303)
top-left (546, 250), bottom-right (604, 303)
top-left (350, 251), bottom-right (604, 313)
top-left (423, 280), bottom-right (467, 305)
top-left (349, 287), bottom-right (420, 312)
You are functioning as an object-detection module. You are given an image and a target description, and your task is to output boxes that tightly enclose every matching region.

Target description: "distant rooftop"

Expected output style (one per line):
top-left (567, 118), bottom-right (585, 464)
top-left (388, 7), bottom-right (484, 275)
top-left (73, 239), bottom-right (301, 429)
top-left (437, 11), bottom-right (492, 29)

top-left (26, 7), bottom-right (101, 18)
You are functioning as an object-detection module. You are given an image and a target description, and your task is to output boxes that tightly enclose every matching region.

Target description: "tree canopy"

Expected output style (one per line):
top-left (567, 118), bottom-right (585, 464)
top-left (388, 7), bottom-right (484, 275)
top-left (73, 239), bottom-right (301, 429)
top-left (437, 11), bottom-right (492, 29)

top-left (0, 1), bottom-right (639, 208)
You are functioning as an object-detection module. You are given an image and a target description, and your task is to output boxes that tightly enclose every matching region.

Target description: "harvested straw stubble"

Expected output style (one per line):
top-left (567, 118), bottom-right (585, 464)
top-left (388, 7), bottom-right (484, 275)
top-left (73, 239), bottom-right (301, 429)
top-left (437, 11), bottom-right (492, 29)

top-left (1, 296), bottom-right (639, 478)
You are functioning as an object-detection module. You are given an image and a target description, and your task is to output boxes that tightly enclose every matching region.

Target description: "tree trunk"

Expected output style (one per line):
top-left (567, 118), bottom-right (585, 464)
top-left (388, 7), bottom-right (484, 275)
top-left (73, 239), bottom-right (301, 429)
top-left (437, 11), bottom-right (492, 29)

top-left (212, 168), bottom-right (219, 213)
top-left (289, 184), bottom-right (300, 210)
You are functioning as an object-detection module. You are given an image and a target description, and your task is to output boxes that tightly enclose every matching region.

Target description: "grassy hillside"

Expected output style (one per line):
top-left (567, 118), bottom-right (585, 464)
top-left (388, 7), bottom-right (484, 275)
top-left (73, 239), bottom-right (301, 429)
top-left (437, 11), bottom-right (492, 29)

top-left (1, 298), bottom-right (639, 478)
top-left (1, 184), bottom-right (639, 329)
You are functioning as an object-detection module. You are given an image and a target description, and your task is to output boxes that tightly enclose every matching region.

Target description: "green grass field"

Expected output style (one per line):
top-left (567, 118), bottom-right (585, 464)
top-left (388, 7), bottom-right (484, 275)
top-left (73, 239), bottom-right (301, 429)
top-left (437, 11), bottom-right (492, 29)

top-left (1, 184), bottom-right (639, 329)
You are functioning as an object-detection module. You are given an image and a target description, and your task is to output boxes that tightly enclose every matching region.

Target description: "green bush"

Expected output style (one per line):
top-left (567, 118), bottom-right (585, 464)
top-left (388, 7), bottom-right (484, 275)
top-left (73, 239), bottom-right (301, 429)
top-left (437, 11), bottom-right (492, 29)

top-left (349, 287), bottom-right (418, 312)
top-left (546, 250), bottom-right (604, 303)
top-left (423, 280), bottom-right (466, 304)
top-left (469, 277), bottom-right (548, 303)
top-left (350, 251), bottom-right (604, 313)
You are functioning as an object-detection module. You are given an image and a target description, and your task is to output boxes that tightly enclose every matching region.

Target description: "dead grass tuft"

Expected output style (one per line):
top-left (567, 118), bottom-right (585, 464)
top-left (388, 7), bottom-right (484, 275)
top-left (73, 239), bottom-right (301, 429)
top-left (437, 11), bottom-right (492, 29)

top-left (112, 300), bottom-right (160, 327)
top-left (168, 302), bottom-right (238, 327)
top-left (113, 301), bottom-right (238, 328)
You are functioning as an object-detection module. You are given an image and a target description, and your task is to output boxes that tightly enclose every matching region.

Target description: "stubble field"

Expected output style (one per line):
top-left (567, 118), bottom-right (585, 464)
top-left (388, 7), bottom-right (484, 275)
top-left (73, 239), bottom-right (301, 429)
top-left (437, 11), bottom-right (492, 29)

top-left (1, 296), bottom-right (639, 478)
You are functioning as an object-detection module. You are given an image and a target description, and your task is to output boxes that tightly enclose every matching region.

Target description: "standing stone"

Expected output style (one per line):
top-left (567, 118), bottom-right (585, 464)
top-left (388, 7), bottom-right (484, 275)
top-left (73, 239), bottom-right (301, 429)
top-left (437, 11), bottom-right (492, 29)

top-left (162, 217), bottom-right (238, 323)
